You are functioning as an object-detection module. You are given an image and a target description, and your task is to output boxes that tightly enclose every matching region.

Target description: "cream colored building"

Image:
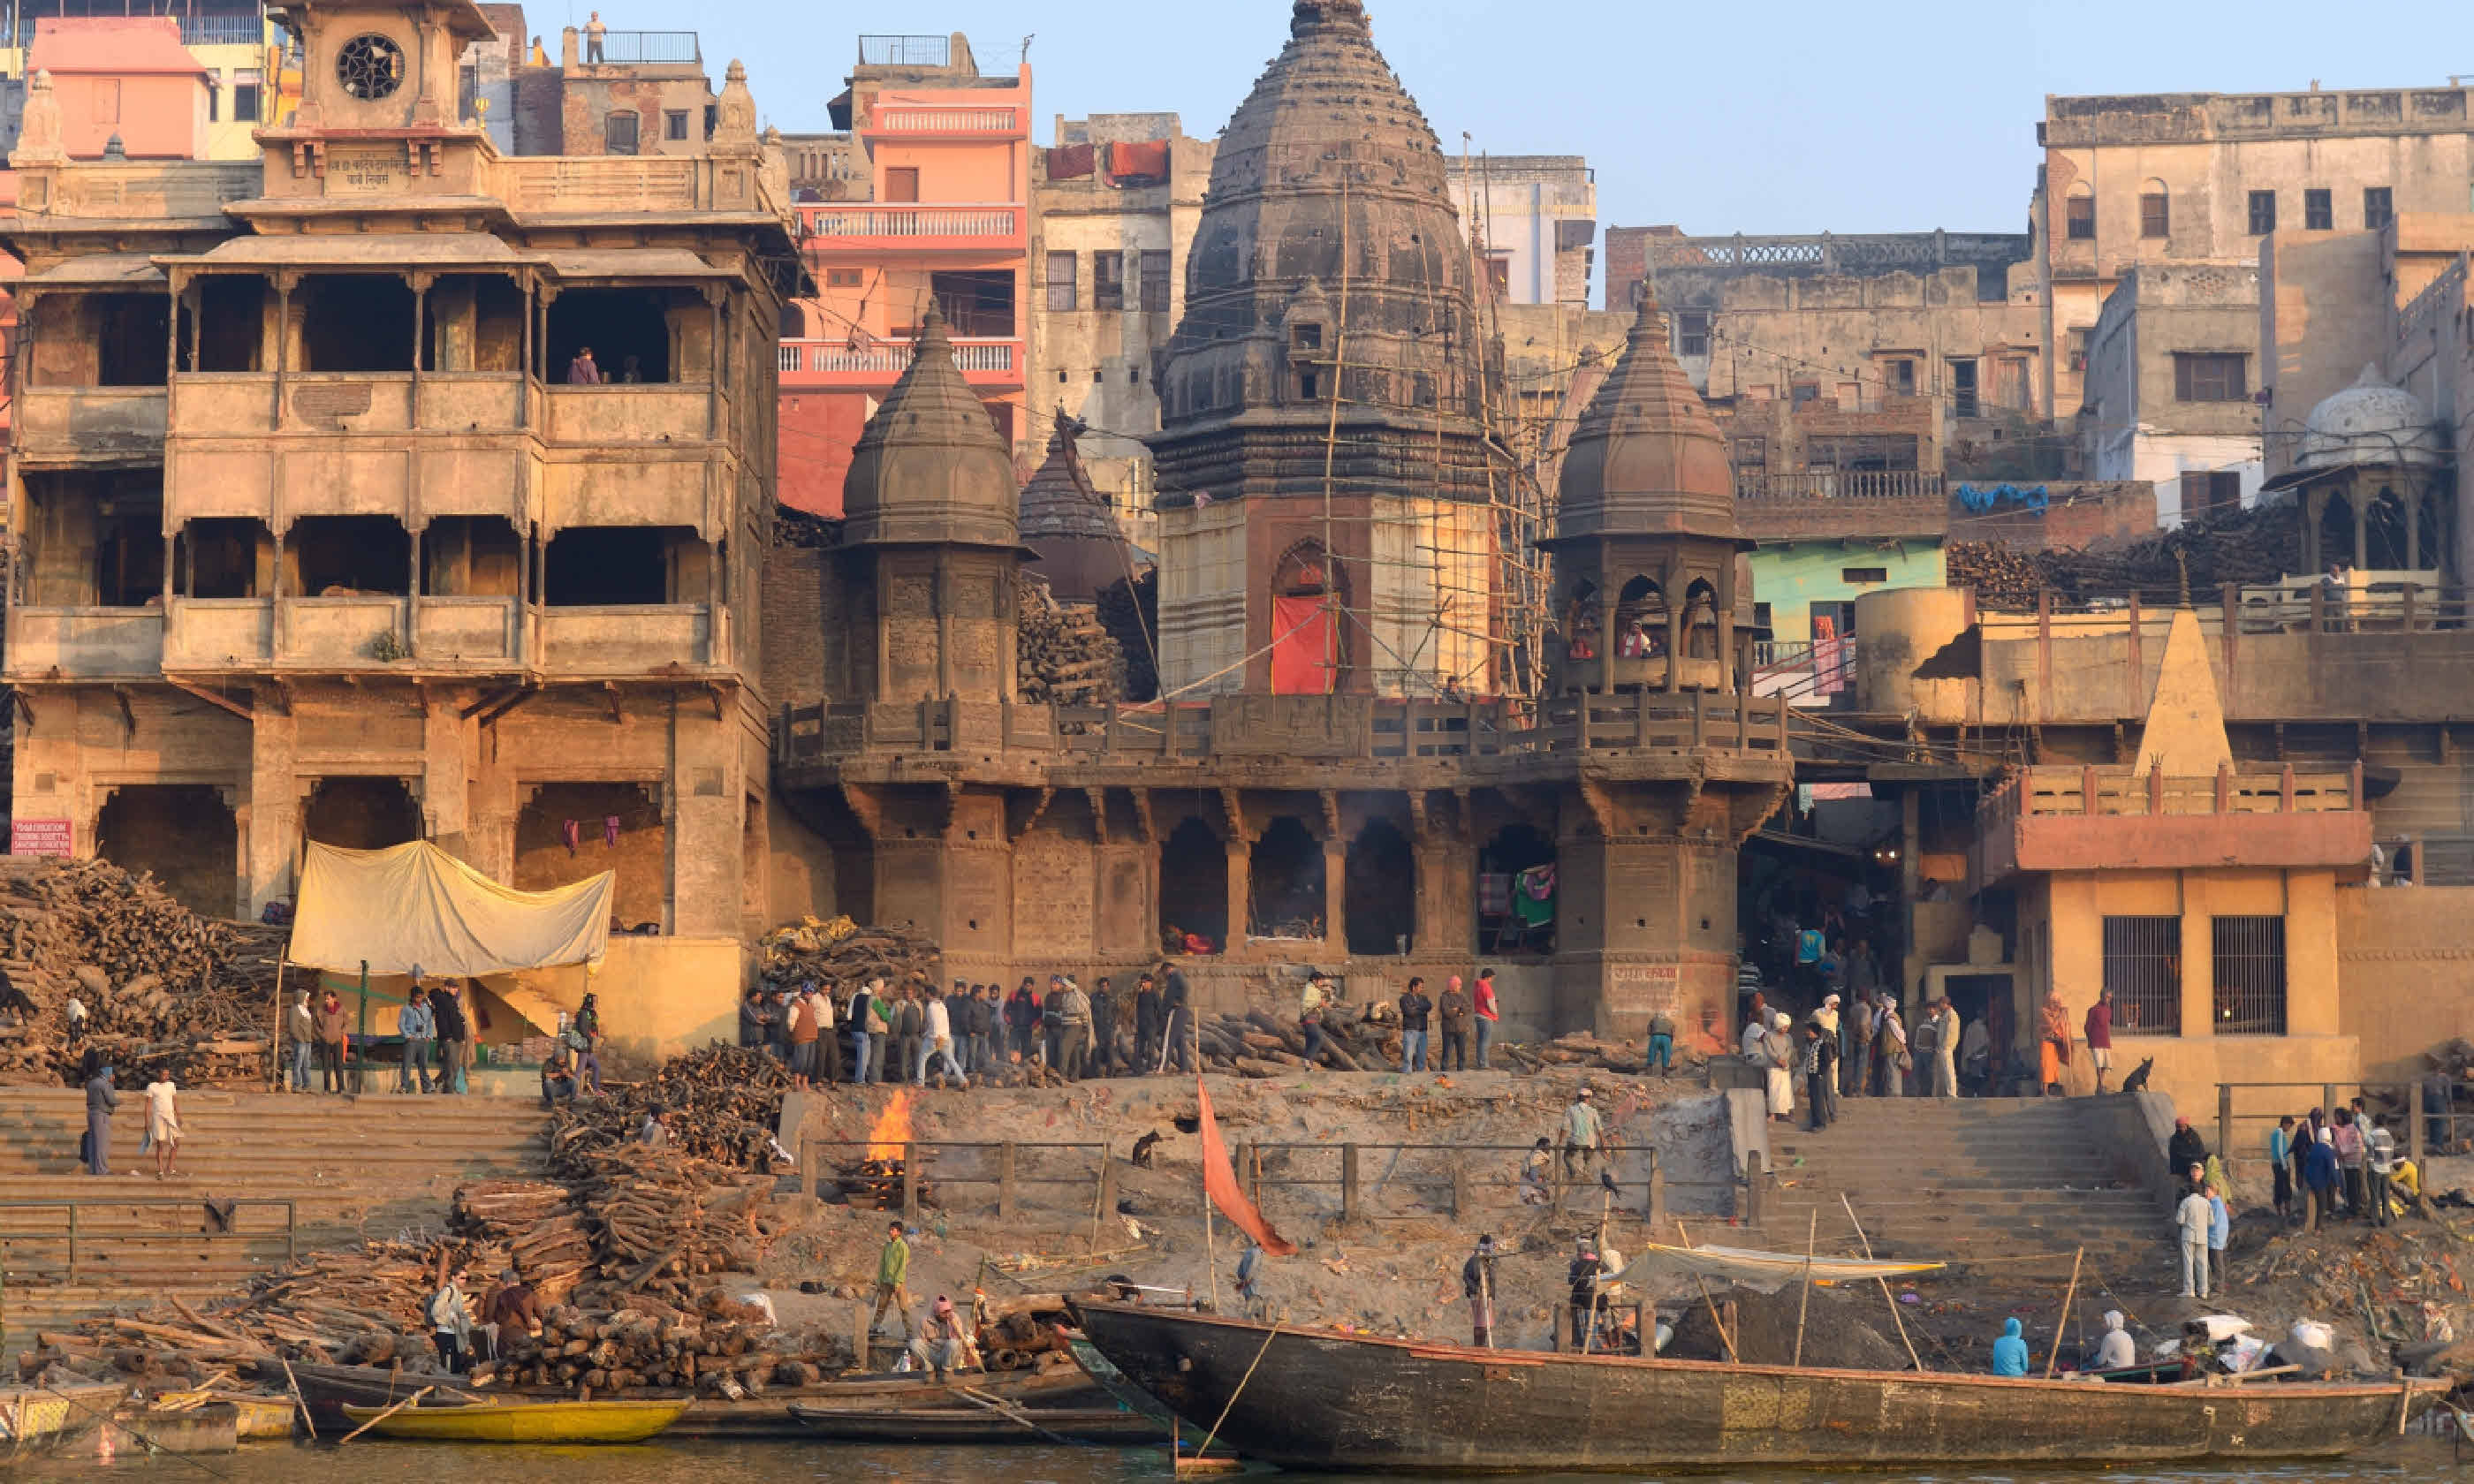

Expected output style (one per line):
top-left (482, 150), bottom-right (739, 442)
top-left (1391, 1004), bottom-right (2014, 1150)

top-left (2036, 87), bottom-right (2474, 419)
top-left (2, 0), bottom-right (798, 954)
top-left (2080, 261), bottom-right (2264, 525)
top-left (1445, 155), bottom-right (1595, 307)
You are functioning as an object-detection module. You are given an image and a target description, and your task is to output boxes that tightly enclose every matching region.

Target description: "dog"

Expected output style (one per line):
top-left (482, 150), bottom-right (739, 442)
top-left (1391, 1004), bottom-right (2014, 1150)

top-left (1130, 1130), bottom-right (1163, 1170)
top-left (2120, 1057), bottom-right (2156, 1094)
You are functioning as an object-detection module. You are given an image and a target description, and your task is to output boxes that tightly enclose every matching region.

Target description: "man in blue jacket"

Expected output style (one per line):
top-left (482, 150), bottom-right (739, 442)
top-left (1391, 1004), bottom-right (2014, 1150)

top-left (1991, 1316), bottom-right (2030, 1376)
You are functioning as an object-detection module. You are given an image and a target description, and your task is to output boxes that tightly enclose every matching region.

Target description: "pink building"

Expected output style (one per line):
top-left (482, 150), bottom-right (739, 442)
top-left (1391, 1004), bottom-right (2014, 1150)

top-left (27, 17), bottom-right (211, 161)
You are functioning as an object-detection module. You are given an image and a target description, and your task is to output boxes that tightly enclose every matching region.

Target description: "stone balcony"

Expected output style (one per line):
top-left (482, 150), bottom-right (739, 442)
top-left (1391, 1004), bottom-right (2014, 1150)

top-left (14, 387), bottom-right (169, 466)
top-left (1972, 762), bottom-right (2372, 887)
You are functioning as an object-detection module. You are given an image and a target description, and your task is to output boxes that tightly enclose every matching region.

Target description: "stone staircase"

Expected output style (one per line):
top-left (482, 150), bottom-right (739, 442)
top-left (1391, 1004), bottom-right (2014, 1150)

top-left (0, 1087), bottom-right (549, 1352)
top-left (1751, 1095), bottom-right (2178, 1290)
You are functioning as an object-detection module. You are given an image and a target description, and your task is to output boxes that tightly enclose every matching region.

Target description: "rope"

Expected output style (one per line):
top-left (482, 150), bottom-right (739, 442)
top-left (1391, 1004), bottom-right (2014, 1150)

top-left (1193, 1321), bottom-right (1282, 1460)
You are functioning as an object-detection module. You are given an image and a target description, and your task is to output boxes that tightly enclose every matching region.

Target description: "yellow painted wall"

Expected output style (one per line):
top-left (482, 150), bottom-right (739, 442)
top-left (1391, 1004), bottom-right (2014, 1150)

top-left (2016, 864), bottom-right (2351, 1113)
top-left (2337, 883), bottom-right (2474, 1084)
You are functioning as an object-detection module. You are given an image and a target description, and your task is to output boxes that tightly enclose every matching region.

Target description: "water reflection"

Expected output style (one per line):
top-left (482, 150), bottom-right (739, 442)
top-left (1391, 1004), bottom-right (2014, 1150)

top-left (18, 1436), bottom-right (2458, 1484)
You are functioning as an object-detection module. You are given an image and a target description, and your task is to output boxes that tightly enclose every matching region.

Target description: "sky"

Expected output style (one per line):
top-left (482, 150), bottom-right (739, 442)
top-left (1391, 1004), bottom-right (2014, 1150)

top-left (641, 0), bottom-right (2470, 294)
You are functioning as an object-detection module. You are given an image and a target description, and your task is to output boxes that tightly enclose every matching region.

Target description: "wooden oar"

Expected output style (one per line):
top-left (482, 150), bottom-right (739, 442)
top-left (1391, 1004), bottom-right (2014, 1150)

top-left (954, 1386), bottom-right (1075, 1447)
top-left (336, 1386), bottom-right (433, 1445)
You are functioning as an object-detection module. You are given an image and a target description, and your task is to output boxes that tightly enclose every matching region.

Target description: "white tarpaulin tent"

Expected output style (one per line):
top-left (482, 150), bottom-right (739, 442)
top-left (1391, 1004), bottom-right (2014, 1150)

top-left (1615, 1243), bottom-right (1944, 1295)
top-left (287, 841), bottom-right (615, 977)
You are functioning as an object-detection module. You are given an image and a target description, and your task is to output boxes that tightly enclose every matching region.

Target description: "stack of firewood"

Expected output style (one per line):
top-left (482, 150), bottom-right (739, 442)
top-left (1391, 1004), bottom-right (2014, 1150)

top-left (1945, 541), bottom-right (2057, 610)
top-left (553, 1146), bottom-right (780, 1304)
top-left (452, 1180), bottom-right (592, 1303)
top-left (480, 1290), bottom-right (851, 1397)
top-left (0, 858), bottom-right (287, 1086)
top-left (1949, 502), bottom-right (2305, 613)
top-left (550, 1043), bottom-right (791, 1170)
top-left (1017, 587), bottom-right (1125, 707)
top-left (756, 916), bottom-right (940, 998)
top-left (1095, 568), bottom-right (1159, 701)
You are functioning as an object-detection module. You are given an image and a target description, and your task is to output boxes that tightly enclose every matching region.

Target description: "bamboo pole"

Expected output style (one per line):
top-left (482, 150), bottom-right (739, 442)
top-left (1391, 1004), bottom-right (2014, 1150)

top-left (1675, 1220), bottom-right (1737, 1363)
top-left (2044, 1246), bottom-right (2085, 1378)
top-left (278, 1357), bottom-right (317, 1442)
top-left (1792, 1210), bottom-right (1818, 1367)
top-left (337, 1385), bottom-right (431, 1445)
top-left (1203, 1185), bottom-right (1219, 1311)
top-left (1840, 1193), bottom-right (1923, 1373)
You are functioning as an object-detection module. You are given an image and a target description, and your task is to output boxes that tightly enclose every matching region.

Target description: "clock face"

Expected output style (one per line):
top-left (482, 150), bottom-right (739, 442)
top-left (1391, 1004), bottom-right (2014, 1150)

top-left (336, 33), bottom-right (406, 101)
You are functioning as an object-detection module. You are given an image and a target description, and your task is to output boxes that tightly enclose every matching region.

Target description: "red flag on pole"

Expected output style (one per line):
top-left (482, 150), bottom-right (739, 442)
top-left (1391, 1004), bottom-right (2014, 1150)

top-left (1196, 1077), bottom-right (1296, 1256)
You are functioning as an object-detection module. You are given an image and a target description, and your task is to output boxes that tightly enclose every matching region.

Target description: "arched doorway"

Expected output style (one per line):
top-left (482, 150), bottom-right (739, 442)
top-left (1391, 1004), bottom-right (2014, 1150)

top-left (97, 785), bottom-right (236, 916)
top-left (1478, 822), bottom-right (1556, 953)
top-left (304, 776), bottom-right (421, 850)
top-left (1157, 816), bottom-right (1228, 954)
top-left (2367, 487), bottom-right (2410, 570)
top-left (2318, 491), bottom-right (2356, 569)
top-left (1271, 541), bottom-right (1346, 694)
top-left (1343, 818), bottom-right (1416, 955)
top-left (1610, 575), bottom-right (1668, 686)
top-left (1684, 579), bottom-right (1721, 660)
top-left (1248, 816), bottom-right (1325, 939)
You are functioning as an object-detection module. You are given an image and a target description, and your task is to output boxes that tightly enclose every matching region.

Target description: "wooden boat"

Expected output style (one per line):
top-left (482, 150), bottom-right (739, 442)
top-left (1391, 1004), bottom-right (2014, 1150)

top-left (268, 1361), bottom-right (477, 1435)
top-left (151, 1390), bottom-right (294, 1441)
top-left (125, 1402), bottom-right (239, 1456)
top-left (0, 1381), bottom-right (128, 1463)
top-left (1067, 1336), bottom-right (1175, 1420)
top-left (786, 1403), bottom-right (1162, 1444)
top-left (1072, 1298), bottom-right (2453, 1473)
top-left (338, 1397), bottom-right (687, 1444)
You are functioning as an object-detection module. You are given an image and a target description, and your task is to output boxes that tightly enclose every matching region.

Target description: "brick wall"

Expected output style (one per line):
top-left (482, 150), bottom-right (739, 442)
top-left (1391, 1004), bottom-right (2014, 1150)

top-left (760, 547), bottom-right (828, 705)
top-left (1947, 480), bottom-right (2158, 551)
top-left (512, 67), bottom-right (562, 155)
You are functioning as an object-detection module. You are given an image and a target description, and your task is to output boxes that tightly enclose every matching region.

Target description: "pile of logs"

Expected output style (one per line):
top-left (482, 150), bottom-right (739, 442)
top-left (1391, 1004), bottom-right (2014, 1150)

top-left (757, 916), bottom-right (940, 1000)
top-left (0, 858), bottom-right (287, 1086)
top-left (452, 1180), bottom-right (591, 1303)
top-left (551, 1043), bottom-right (791, 1170)
top-left (480, 1293), bottom-right (849, 1398)
top-left (1017, 587), bottom-right (1125, 707)
top-left (975, 1293), bottom-right (1075, 1371)
top-left (1949, 502), bottom-right (2304, 612)
top-left (1095, 568), bottom-right (1159, 702)
top-left (550, 1146), bottom-right (781, 1304)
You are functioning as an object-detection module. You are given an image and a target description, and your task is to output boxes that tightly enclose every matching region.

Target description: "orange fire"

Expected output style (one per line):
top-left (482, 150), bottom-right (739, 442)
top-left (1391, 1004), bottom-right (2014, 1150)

top-left (864, 1087), bottom-right (916, 1160)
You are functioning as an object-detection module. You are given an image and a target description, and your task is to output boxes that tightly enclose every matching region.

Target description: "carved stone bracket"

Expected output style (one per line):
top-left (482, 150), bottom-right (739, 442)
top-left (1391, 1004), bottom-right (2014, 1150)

top-left (1733, 778), bottom-right (1794, 847)
top-left (1318, 790), bottom-right (1341, 843)
top-left (1575, 776), bottom-right (1615, 837)
top-left (1084, 787), bottom-right (1111, 845)
top-left (838, 782), bottom-right (883, 841)
top-left (1011, 786), bottom-right (1056, 843)
top-left (1128, 789), bottom-right (1157, 845)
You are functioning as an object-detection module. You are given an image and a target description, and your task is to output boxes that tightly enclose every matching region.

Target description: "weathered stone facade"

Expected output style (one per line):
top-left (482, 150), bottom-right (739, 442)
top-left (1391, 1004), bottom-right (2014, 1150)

top-left (4, 0), bottom-right (794, 950)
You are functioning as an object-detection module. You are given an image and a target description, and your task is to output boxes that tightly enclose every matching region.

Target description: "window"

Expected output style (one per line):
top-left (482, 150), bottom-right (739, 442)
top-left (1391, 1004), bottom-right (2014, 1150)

top-left (1043, 251), bottom-right (1077, 312)
top-left (2065, 191), bottom-right (2096, 239)
top-left (1885, 358), bottom-right (1916, 395)
top-left (2212, 915), bottom-right (2286, 1034)
top-left (1790, 382), bottom-right (1820, 405)
top-left (1484, 251), bottom-right (1512, 300)
top-left (208, 79), bottom-right (220, 123)
top-left (665, 110), bottom-right (690, 141)
top-left (825, 268), bottom-right (863, 289)
top-left (884, 167), bottom-right (920, 203)
top-left (1292, 323), bottom-right (1323, 352)
top-left (1674, 310), bottom-right (1711, 358)
top-left (2304, 188), bottom-right (2333, 231)
top-left (1139, 250), bottom-right (1172, 312)
top-left (1948, 358), bottom-right (1978, 418)
top-left (2181, 469), bottom-right (2242, 518)
top-left (2139, 186), bottom-right (2169, 238)
top-left (2101, 916), bottom-right (2182, 1034)
top-left (2247, 190), bottom-right (2277, 235)
top-left (2067, 327), bottom-right (2091, 374)
top-left (603, 110), bottom-right (639, 155)
top-left (1840, 567), bottom-right (1889, 584)
top-left (2364, 186), bottom-right (2394, 230)
top-left (1092, 253), bottom-right (1125, 311)
top-left (232, 69), bottom-right (262, 123)
top-left (2174, 352), bottom-right (2248, 402)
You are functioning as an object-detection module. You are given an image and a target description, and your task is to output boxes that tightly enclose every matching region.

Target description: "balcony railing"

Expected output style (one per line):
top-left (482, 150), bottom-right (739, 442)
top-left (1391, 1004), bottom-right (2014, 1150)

top-left (178, 13), bottom-right (269, 46)
top-left (582, 30), bottom-right (699, 64)
top-left (778, 337), bottom-right (1020, 381)
top-left (871, 106), bottom-right (1023, 135)
top-left (1735, 470), bottom-right (1945, 502)
top-left (801, 204), bottom-right (1022, 240)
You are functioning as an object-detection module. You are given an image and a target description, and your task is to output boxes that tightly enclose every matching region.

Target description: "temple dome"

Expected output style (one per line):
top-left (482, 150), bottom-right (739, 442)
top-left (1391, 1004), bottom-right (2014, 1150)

top-left (2298, 364), bottom-right (2444, 471)
top-left (842, 304), bottom-right (1020, 548)
top-left (1551, 290), bottom-right (1739, 545)
top-left (1019, 407), bottom-right (1129, 601)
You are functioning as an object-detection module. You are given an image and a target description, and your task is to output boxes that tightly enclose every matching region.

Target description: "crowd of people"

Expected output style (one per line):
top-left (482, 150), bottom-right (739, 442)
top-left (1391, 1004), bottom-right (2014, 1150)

top-left (738, 967), bottom-right (1212, 1088)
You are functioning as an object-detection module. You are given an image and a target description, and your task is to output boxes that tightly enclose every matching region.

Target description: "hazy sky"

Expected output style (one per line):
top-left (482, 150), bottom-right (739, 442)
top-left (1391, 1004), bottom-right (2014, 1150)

top-left (634, 0), bottom-right (2467, 286)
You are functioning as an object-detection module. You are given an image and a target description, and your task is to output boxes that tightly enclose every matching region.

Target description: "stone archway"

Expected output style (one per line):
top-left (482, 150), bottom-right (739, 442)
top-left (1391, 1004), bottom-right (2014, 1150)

top-left (96, 784), bottom-right (238, 916)
top-left (1157, 815), bottom-right (1228, 954)
top-left (1342, 817), bottom-right (1416, 956)
top-left (303, 776), bottom-right (422, 850)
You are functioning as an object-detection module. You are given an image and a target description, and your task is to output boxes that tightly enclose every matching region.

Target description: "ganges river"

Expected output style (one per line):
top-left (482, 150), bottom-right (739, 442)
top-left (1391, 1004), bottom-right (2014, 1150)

top-left (13, 1436), bottom-right (2464, 1484)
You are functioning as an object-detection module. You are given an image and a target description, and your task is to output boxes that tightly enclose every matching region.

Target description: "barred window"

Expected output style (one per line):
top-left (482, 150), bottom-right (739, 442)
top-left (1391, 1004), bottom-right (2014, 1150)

top-left (2102, 916), bottom-right (2181, 1034)
top-left (2212, 915), bottom-right (2286, 1035)
top-left (1043, 252), bottom-right (1077, 313)
top-left (1139, 250), bottom-right (1172, 313)
top-left (1093, 253), bottom-right (1125, 312)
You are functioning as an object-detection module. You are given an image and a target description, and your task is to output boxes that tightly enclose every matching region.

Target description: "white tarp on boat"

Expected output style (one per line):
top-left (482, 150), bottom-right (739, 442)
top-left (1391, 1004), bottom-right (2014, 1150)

top-left (1616, 1243), bottom-right (1944, 1295)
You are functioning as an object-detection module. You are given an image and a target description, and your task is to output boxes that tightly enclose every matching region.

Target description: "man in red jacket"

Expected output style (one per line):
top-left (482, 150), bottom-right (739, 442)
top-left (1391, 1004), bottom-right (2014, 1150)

top-left (2084, 988), bottom-right (2116, 1093)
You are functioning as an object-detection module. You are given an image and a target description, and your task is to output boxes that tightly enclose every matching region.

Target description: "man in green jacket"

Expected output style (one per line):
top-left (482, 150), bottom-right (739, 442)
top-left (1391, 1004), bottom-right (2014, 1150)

top-left (869, 1221), bottom-right (914, 1340)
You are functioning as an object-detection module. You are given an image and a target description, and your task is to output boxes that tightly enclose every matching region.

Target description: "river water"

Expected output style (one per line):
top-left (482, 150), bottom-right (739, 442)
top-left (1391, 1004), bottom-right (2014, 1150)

top-left (13, 1436), bottom-right (2463, 1484)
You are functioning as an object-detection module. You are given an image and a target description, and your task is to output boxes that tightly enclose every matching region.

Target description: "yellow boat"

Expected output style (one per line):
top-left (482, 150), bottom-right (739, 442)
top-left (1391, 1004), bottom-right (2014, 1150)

top-left (338, 1398), bottom-right (687, 1444)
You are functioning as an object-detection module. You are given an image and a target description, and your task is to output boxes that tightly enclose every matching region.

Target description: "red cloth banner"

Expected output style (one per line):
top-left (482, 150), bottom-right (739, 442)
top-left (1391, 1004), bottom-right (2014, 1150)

top-left (1271, 594), bottom-right (1332, 694)
top-left (1196, 1078), bottom-right (1296, 1255)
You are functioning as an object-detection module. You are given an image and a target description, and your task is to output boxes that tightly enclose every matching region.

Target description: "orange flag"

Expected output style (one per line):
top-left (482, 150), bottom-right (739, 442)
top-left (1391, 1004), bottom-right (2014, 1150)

top-left (1196, 1077), bottom-right (1296, 1256)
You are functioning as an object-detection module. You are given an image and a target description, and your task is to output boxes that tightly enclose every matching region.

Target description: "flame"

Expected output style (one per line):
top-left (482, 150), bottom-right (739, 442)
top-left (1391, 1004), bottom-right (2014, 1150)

top-left (864, 1087), bottom-right (916, 1160)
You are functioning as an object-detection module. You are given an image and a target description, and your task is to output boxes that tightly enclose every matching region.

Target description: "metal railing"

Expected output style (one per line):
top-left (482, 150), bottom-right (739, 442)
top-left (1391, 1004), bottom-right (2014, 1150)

top-left (859, 34), bottom-right (951, 67)
top-left (581, 30), bottom-right (699, 64)
top-left (777, 337), bottom-right (1019, 376)
top-left (777, 690), bottom-right (1795, 766)
top-left (2209, 1080), bottom-right (2462, 1188)
top-left (0, 1198), bottom-right (297, 1282)
top-left (798, 1139), bottom-right (1111, 1224)
top-left (178, 12), bottom-right (269, 47)
top-left (1734, 469), bottom-right (1945, 502)
top-left (801, 204), bottom-right (1021, 238)
top-left (872, 107), bottom-right (1021, 134)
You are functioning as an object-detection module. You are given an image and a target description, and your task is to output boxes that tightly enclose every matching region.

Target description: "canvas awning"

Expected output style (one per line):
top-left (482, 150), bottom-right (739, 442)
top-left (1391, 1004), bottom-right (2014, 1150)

top-left (1615, 1243), bottom-right (1944, 1296)
top-left (288, 841), bottom-right (613, 978)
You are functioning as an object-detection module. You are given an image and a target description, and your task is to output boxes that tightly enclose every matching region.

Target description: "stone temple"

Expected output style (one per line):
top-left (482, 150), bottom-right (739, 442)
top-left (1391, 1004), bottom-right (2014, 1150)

top-left (770, 0), bottom-right (1790, 1046)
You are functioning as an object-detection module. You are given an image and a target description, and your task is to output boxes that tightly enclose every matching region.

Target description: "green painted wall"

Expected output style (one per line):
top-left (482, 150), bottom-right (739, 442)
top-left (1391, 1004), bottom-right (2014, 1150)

top-left (1749, 540), bottom-right (1947, 644)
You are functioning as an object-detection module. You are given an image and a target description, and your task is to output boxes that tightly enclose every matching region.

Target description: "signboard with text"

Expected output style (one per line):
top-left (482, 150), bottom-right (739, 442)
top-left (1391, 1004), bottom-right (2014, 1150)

top-left (11, 819), bottom-right (72, 857)
top-left (325, 143), bottom-right (408, 195)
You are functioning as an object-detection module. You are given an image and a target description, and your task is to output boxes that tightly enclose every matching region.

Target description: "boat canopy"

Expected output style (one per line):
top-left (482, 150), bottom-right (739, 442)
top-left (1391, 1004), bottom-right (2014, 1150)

top-left (1615, 1243), bottom-right (1944, 1295)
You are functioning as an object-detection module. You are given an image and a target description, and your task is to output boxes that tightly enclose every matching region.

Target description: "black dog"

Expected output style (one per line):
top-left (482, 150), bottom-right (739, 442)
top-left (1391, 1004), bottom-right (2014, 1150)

top-left (2120, 1057), bottom-right (2156, 1094)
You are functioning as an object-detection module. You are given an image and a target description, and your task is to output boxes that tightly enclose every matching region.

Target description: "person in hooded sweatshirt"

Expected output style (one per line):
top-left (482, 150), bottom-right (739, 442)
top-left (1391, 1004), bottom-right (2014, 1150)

top-left (2094, 1310), bottom-right (2137, 1373)
top-left (1990, 1316), bottom-right (2030, 1376)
